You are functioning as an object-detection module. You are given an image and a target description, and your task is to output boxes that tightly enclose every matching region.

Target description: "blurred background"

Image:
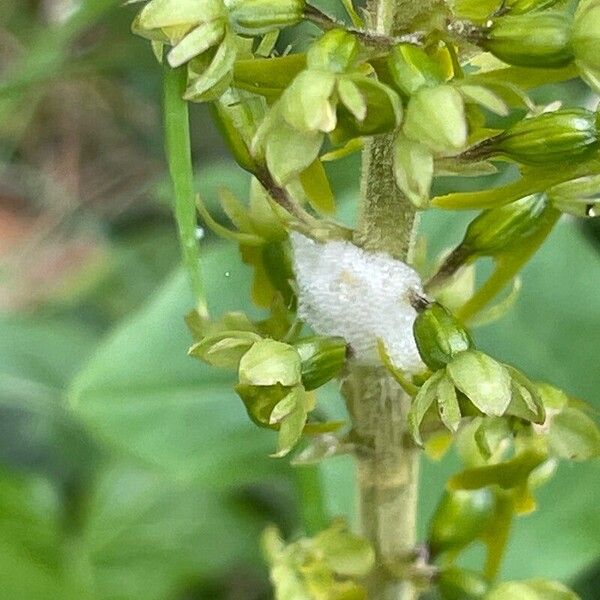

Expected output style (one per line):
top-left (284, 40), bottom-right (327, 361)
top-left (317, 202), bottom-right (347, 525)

top-left (0, 1), bottom-right (598, 599)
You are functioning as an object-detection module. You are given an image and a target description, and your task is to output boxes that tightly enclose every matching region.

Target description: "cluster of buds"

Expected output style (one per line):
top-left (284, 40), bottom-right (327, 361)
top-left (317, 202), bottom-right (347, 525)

top-left (456, 0), bottom-right (600, 93)
top-left (407, 300), bottom-right (545, 443)
top-left (189, 310), bottom-right (347, 456)
top-left (252, 29), bottom-right (402, 185)
top-left (262, 521), bottom-right (374, 599)
top-left (133, 0), bottom-right (305, 100)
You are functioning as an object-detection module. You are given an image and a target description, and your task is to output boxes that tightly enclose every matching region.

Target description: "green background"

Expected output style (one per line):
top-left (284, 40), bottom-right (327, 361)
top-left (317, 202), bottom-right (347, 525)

top-left (0, 1), bottom-right (598, 598)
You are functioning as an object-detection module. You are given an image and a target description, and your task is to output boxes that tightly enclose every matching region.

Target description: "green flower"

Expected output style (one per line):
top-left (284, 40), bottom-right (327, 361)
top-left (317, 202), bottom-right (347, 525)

top-left (408, 302), bottom-right (545, 443)
top-left (132, 0), bottom-right (229, 67)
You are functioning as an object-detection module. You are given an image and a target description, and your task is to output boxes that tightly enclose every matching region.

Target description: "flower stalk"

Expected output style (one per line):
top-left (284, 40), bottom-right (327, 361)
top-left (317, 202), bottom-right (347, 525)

top-left (163, 62), bottom-right (209, 318)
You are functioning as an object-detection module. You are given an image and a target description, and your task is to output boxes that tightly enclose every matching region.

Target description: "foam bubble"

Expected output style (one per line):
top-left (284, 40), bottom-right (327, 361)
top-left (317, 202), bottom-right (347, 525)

top-left (290, 232), bottom-right (426, 374)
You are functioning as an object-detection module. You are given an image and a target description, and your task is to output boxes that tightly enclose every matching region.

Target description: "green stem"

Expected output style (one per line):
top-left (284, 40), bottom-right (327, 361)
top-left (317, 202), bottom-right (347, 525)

top-left (163, 64), bottom-right (208, 318)
top-left (296, 465), bottom-right (329, 535)
top-left (342, 2), bottom-right (444, 599)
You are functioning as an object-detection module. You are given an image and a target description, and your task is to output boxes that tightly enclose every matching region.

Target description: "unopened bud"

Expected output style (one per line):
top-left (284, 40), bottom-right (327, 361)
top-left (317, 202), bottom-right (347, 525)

top-left (385, 44), bottom-right (444, 97)
top-left (547, 174), bottom-right (600, 218)
top-left (478, 13), bottom-right (573, 68)
top-left (465, 109), bottom-right (599, 166)
top-left (227, 0), bottom-right (305, 35)
top-left (572, 0), bottom-right (600, 94)
top-left (413, 302), bottom-right (474, 371)
top-left (295, 336), bottom-right (347, 391)
top-left (462, 193), bottom-right (549, 256)
top-left (307, 29), bottom-right (360, 73)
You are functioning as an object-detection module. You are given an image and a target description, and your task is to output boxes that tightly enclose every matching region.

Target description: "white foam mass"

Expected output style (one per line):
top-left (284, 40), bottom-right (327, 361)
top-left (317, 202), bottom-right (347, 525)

top-left (290, 232), bottom-right (426, 374)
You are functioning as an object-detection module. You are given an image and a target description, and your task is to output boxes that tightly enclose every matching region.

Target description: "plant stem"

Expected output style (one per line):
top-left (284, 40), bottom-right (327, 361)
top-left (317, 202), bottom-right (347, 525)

top-left (163, 63), bottom-right (208, 318)
top-left (343, 369), bottom-right (420, 600)
top-left (296, 465), bottom-right (329, 535)
top-left (344, 2), bottom-right (437, 598)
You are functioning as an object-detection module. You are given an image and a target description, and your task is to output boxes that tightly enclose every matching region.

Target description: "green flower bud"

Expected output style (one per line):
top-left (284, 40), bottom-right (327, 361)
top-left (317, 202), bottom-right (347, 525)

top-left (227, 0), bottom-right (306, 36)
top-left (572, 0), bottom-right (600, 93)
top-left (479, 13), bottom-right (573, 68)
top-left (462, 193), bottom-right (549, 256)
top-left (429, 489), bottom-right (495, 556)
top-left (466, 109), bottom-right (600, 166)
top-left (547, 174), bottom-right (600, 218)
top-left (385, 44), bottom-right (445, 97)
top-left (295, 336), bottom-right (347, 391)
top-left (413, 302), bottom-right (475, 371)
top-left (403, 85), bottom-right (468, 154)
top-left (509, 0), bottom-right (563, 14)
top-left (307, 29), bottom-right (361, 73)
top-left (438, 568), bottom-right (489, 600)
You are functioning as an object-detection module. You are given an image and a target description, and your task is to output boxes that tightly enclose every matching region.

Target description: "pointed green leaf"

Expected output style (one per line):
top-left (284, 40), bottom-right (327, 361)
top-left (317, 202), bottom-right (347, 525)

top-left (299, 159), bottom-right (336, 215)
top-left (189, 330), bottom-right (261, 368)
top-left (408, 370), bottom-right (444, 444)
top-left (458, 84), bottom-right (510, 116)
top-left (273, 387), bottom-right (308, 457)
top-left (338, 78), bottom-right (367, 122)
top-left (167, 20), bottom-right (224, 67)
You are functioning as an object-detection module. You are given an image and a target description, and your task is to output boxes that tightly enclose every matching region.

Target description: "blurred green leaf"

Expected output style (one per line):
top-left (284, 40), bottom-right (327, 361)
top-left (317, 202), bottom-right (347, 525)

top-left (69, 245), bottom-right (288, 485)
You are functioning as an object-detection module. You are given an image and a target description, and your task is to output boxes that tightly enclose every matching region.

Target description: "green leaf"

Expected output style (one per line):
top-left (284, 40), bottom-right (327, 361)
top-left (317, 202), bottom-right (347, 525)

top-left (273, 387), bottom-right (309, 457)
top-left (189, 330), bottom-right (262, 368)
top-left (69, 244), bottom-right (286, 484)
top-left (408, 370), bottom-right (444, 444)
top-left (458, 84), bottom-right (510, 116)
top-left (447, 351), bottom-right (512, 417)
top-left (239, 339), bottom-right (302, 386)
top-left (485, 579), bottom-right (580, 600)
top-left (265, 120), bottom-right (324, 185)
top-left (548, 407), bottom-right (600, 462)
top-left (83, 464), bottom-right (270, 600)
top-left (0, 471), bottom-right (67, 600)
top-left (449, 449), bottom-right (547, 491)
top-left (299, 159), bottom-right (336, 215)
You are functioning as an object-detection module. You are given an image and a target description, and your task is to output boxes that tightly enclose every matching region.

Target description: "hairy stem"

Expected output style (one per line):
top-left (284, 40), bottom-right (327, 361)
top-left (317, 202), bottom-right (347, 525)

top-left (344, 369), bottom-right (420, 600)
top-left (344, 2), bottom-right (437, 599)
top-left (163, 63), bottom-right (208, 318)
